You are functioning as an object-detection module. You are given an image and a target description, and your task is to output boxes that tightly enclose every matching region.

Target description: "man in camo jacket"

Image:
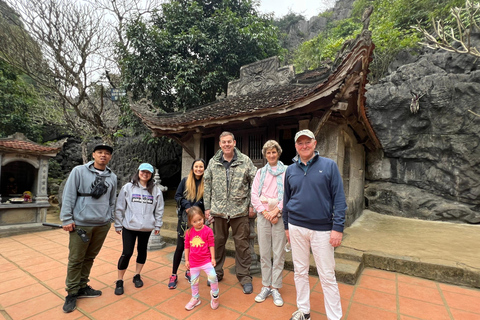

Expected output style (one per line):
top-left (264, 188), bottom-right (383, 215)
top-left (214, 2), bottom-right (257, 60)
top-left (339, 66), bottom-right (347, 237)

top-left (204, 131), bottom-right (257, 294)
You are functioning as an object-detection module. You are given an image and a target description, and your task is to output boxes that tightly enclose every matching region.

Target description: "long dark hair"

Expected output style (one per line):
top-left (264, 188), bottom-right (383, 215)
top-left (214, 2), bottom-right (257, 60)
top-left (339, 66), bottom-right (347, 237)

top-left (131, 170), bottom-right (155, 194)
top-left (184, 158), bottom-right (205, 201)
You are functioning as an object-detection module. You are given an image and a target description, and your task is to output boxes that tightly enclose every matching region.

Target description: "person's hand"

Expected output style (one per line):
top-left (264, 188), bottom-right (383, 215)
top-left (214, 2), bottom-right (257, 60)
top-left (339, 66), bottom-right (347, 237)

top-left (272, 216), bottom-right (279, 224)
top-left (330, 230), bottom-right (343, 247)
top-left (116, 230), bottom-right (122, 235)
top-left (185, 261), bottom-right (190, 269)
top-left (211, 258), bottom-right (216, 267)
top-left (285, 230), bottom-right (290, 243)
top-left (62, 223), bottom-right (75, 232)
top-left (154, 230), bottom-right (160, 235)
top-left (248, 207), bottom-right (256, 218)
top-left (205, 209), bottom-right (211, 220)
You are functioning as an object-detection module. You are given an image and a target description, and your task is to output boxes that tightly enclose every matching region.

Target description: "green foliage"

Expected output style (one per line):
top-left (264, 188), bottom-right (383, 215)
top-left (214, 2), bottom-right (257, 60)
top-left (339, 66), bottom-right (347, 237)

top-left (120, 0), bottom-right (283, 113)
top-left (293, 0), bottom-right (468, 79)
top-left (0, 59), bottom-right (42, 141)
top-left (294, 17), bottom-right (362, 72)
top-left (273, 11), bottom-right (306, 34)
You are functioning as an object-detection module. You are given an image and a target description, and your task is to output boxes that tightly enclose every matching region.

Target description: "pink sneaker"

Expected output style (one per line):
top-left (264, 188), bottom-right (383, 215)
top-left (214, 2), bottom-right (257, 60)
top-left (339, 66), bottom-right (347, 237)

top-left (210, 290), bottom-right (219, 310)
top-left (185, 297), bottom-right (201, 311)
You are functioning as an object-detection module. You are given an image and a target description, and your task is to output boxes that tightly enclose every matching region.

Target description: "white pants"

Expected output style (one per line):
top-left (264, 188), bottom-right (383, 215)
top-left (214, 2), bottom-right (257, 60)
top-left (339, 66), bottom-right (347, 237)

top-left (289, 223), bottom-right (342, 320)
top-left (257, 214), bottom-right (286, 288)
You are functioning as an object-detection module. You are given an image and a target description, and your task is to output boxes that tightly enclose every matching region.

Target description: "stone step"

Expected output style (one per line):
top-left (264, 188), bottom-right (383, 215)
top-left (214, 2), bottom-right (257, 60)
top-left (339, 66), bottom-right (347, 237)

top-left (159, 210), bottom-right (363, 285)
top-left (334, 258), bottom-right (363, 285)
top-left (334, 246), bottom-right (364, 262)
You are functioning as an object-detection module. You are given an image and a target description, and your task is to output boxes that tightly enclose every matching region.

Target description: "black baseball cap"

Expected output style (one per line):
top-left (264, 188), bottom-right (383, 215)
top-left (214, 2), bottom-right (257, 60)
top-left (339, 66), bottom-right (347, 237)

top-left (93, 143), bottom-right (113, 153)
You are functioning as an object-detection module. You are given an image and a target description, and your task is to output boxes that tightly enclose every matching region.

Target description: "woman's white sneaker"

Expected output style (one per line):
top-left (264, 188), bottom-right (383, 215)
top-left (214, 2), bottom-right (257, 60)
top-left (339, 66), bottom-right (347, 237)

top-left (254, 287), bottom-right (271, 303)
top-left (271, 288), bottom-right (284, 306)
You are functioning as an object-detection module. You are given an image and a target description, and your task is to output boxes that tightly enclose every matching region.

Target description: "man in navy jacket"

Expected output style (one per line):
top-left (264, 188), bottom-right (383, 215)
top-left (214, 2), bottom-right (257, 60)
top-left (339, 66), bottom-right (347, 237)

top-left (283, 129), bottom-right (346, 320)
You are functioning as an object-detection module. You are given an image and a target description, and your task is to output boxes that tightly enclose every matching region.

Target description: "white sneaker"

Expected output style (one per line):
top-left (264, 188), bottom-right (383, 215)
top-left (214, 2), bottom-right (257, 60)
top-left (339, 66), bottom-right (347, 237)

top-left (271, 288), bottom-right (284, 306)
top-left (254, 286), bottom-right (271, 303)
top-left (290, 310), bottom-right (310, 320)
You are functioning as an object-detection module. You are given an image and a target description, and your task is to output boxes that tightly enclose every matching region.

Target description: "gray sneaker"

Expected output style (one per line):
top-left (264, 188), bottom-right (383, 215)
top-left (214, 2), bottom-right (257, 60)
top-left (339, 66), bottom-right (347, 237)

top-left (254, 286), bottom-right (271, 303)
top-left (271, 288), bottom-right (284, 306)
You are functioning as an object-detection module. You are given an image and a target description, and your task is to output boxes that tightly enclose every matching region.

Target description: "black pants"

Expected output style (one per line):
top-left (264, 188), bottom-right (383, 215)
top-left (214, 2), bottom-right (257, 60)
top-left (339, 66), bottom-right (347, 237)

top-left (172, 232), bottom-right (185, 274)
top-left (117, 227), bottom-right (152, 270)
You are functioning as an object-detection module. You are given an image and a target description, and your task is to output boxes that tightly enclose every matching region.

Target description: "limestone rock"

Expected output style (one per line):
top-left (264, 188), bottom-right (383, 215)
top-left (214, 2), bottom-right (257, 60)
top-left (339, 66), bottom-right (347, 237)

top-left (365, 45), bottom-right (480, 224)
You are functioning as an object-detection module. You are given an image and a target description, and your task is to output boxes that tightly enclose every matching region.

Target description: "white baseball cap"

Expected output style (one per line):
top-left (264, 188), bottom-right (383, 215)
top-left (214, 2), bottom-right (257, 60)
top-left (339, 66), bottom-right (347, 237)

top-left (294, 129), bottom-right (315, 142)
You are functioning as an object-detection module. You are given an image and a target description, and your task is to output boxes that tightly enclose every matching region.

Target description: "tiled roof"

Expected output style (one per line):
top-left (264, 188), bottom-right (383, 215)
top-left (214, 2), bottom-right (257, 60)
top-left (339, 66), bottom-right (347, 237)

top-left (133, 68), bottom-right (331, 134)
top-left (0, 134), bottom-right (60, 154)
top-left (132, 29), bottom-right (380, 149)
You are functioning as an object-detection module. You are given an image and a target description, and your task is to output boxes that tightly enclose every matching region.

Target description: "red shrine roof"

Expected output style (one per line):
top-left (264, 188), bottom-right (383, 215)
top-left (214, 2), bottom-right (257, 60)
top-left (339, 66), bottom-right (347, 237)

top-left (0, 133), bottom-right (60, 155)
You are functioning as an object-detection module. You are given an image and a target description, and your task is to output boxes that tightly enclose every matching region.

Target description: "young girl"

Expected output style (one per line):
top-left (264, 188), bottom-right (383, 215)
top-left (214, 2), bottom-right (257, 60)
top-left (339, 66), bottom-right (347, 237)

top-left (184, 206), bottom-right (219, 310)
top-left (114, 163), bottom-right (164, 295)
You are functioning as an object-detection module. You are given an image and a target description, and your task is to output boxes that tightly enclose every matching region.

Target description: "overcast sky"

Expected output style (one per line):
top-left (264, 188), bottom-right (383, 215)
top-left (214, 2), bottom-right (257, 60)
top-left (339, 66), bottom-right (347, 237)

top-left (257, 0), bottom-right (335, 19)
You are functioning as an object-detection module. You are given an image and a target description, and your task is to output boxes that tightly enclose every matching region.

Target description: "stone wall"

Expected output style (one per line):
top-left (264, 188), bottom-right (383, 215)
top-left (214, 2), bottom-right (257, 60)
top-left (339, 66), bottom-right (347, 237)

top-left (316, 123), bottom-right (365, 227)
top-left (365, 45), bottom-right (480, 224)
top-left (50, 136), bottom-right (182, 201)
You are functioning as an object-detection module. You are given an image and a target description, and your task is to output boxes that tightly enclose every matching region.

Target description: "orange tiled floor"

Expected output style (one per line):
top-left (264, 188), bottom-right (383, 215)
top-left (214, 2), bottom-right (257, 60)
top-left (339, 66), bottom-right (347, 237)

top-left (0, 227), bottom-right (479, 320)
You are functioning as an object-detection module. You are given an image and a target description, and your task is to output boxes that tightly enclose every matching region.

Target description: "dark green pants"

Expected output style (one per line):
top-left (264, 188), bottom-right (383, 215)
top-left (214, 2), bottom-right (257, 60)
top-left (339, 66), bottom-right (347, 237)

top-left (65, 224), bottom-right (110, 294)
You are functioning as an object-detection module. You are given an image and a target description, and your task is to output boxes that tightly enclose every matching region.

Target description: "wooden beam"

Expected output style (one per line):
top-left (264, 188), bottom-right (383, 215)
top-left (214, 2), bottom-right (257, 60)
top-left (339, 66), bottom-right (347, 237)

top-left (169, 135), bottom-right (196, 159)
top-left (312, 108), bottom-right (333, 137)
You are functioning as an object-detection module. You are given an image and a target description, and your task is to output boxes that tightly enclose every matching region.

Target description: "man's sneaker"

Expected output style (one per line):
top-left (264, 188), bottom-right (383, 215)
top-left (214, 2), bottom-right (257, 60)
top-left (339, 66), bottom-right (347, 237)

top-left (254, 287), bottom-right (271, 303)
top-left (114, 280), bottom-right (124, 295)
top-left (62, 294), bottom-right (77, 313)
top-left (133, 274), bottom-right (143, 288)
top-left (210, 290), bottom-right (219, 310)
top-left (185, 270), bottom-right (191, 283)
top-left (77, 285), bottom-right (102, 298)
top-left (168, 274), bottom-right (178, 289)
top-left (271, 288), bottom-right (284, 306)
top-left (290, 310), bottom-right (310, 320)
top-left (185, 297), bottom-right (201, 310)
top-left (242, 282), bottom-right (253, 294)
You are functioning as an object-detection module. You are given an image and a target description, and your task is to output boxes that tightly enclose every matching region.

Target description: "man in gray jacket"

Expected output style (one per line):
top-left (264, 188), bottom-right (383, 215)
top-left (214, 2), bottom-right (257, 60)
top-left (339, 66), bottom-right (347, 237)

top-left (60, 143), bottom-right (117, 313)
top-left (204, 132), bottom-right (257, 294)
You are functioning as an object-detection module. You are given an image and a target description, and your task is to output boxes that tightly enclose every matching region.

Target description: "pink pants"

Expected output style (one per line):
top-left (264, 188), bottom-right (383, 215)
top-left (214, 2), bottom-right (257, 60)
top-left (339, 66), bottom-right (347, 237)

top-left (190, 262), bottom-right (219, 299)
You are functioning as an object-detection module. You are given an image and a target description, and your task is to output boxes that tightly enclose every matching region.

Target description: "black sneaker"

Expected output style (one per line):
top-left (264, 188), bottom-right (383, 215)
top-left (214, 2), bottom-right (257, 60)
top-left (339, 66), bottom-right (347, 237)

top-left (63, 294), bottom-right (77, 313)
top-left (133, 274), bottom-right (143, 288)
top-left (77, 285), bottom-right (102, 298)
top-left (114, 280), bottom-right (124, 295)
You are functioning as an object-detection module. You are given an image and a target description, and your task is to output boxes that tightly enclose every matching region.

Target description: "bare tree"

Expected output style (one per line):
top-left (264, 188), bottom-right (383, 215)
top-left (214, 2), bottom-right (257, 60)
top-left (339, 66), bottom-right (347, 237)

top-left (413, 0), bottom-right (480, 58)
top-left (0, 0), bottom-right (160, 161)
top-left (1, 0), bottom-right (118, 154)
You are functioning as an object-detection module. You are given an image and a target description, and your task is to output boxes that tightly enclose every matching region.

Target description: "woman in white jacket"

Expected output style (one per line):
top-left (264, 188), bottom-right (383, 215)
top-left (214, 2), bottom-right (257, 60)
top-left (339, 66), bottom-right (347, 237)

top-left (114, 163), bottom-right (164, 295)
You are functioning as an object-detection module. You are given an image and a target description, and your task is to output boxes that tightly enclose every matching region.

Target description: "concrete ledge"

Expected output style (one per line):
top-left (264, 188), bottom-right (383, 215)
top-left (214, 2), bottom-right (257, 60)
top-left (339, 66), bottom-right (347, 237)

top-left (362, 251), bottom-right (480, 288)
top-left (0, 223), bottom-right (53, 238)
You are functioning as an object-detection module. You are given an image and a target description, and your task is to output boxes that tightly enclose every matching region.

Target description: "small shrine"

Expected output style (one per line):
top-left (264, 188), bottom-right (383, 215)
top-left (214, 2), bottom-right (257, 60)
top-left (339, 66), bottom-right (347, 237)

top-left (0, 133), bottom-right (60, 228)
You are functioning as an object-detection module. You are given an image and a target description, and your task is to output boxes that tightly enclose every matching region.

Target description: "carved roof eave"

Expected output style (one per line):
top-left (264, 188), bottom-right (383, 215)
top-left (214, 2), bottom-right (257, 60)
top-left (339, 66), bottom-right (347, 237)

top-left (133, 31), bottom-right (381, 149)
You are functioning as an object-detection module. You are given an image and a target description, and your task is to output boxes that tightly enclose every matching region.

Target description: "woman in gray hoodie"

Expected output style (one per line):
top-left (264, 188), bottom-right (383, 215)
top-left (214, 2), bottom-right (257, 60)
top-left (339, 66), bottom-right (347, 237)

top-left (114, 163), bottom-right (164, 295)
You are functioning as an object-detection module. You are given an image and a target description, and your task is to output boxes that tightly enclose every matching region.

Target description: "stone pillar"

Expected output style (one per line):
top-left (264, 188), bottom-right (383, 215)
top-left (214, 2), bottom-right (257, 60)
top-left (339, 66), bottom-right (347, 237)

top-left (36, 158), bottom-right (49, 204)
top-left (249, 216), bottom-right (261, 274)
top-left (298, 119), bottom-right (310, 131)
top-left (148, 169), bottom-right (167, 251)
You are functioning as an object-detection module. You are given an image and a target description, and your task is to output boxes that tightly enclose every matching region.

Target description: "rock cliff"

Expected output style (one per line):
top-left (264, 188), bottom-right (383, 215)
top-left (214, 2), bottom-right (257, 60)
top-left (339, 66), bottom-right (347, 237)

top-left (365, 45), bottom-right (480, 224)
